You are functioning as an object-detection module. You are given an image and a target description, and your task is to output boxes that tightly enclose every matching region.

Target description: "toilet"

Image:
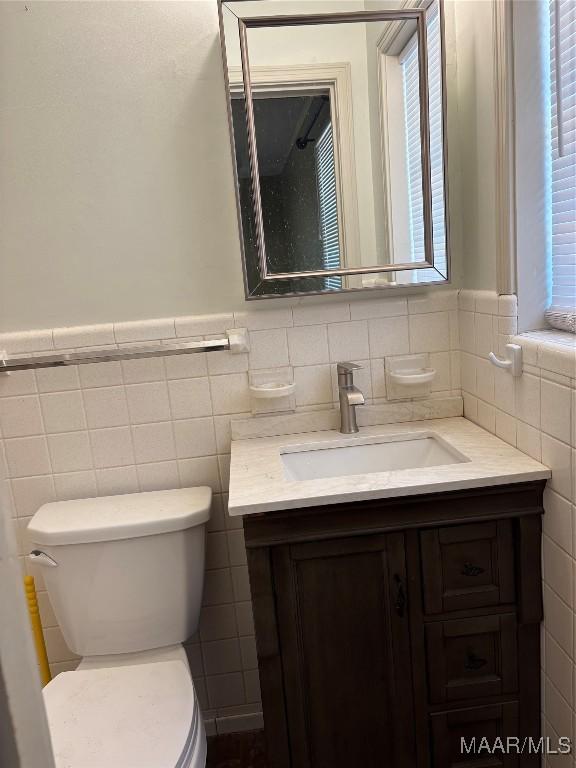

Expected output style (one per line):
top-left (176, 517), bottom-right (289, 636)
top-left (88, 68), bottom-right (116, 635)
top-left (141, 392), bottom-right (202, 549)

top-left (27, 487), bottom-right (212, 768)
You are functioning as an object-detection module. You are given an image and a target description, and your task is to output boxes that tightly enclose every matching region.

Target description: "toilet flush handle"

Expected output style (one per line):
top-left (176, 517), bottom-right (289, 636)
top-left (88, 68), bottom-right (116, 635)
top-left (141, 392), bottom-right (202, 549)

top-left (29, 550), bottom-right (58, 567)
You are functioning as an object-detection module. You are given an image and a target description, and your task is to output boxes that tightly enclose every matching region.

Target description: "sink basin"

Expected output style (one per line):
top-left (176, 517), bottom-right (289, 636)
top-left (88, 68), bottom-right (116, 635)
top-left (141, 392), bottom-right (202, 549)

top-left (281, 432), bottom-right (469, 481)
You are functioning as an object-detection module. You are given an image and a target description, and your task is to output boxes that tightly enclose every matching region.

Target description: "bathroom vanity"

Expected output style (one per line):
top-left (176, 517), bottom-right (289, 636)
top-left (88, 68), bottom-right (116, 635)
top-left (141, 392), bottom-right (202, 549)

top-left (229, 419), bottom-right (551, 768)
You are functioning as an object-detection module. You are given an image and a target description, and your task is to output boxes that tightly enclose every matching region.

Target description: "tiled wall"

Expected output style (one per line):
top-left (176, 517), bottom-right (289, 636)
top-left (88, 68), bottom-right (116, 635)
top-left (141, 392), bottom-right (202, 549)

top-left (458, 289), bottom-right (576, 764)
top-left (0, 289), bottom-right (461, 732)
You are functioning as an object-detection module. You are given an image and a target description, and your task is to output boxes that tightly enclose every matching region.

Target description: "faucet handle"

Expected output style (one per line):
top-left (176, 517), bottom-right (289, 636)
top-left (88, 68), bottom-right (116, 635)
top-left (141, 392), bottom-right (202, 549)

top-left (337, 362), bottom-right (363, 376)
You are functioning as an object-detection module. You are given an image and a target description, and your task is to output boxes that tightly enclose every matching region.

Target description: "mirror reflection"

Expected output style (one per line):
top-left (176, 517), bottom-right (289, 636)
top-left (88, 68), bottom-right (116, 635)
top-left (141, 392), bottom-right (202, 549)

top-left (221, 0), bottom-right (449, 297)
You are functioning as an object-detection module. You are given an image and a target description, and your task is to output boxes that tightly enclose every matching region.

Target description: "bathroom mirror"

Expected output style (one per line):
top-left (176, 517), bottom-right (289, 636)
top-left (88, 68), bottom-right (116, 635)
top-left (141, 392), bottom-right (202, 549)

top-left (219, 0), bottom-right (450, 299)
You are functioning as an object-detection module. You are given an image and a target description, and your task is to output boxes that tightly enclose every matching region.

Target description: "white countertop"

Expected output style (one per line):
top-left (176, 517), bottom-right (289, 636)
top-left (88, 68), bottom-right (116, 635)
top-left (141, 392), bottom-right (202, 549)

top-left (228, 417), bottom-right (550, 516)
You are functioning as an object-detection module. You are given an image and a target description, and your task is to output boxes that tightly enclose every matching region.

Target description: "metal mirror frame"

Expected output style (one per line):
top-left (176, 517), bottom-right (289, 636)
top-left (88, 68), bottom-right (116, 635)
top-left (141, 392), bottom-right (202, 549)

top-left (218, 0), bottom-right (451, 298)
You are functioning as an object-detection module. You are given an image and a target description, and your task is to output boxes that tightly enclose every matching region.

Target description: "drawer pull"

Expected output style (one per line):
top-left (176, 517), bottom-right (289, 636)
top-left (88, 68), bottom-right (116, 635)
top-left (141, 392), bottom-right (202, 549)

top-left (464, 652), bottom-right (488, 671)
top-left (393, 574), bottom-right (406, 618)
top-left (461, 562), bottom-right (485, 577)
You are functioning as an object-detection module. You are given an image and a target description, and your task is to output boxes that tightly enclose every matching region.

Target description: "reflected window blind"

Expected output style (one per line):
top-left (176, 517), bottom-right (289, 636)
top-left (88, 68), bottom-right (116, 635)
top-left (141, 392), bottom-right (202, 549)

top-left (546, 0), bottom-right (576, 332)
top-left (315, 122), bottom-right (341, 290)
top-left (402, 6), bottom-right (446, 283)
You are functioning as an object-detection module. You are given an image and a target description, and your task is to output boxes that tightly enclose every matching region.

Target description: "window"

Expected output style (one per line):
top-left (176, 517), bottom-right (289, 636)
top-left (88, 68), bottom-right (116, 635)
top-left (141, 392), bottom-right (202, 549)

top-left (315, 120), bottom-right (342, 290)
top-left (402, 4), bottom-right (447, 282)
top-left (546, 0), bottom-right (576, 332)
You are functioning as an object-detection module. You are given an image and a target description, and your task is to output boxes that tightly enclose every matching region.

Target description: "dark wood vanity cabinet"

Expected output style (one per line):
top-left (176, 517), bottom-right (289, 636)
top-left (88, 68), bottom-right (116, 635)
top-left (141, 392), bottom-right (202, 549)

top-left (243, 481), bottom-right (546, 768)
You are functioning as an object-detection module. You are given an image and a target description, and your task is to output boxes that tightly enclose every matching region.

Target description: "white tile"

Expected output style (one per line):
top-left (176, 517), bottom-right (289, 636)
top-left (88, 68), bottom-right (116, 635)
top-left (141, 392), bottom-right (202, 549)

top-left (11, 475), bottom-right (55, 517)
top-left (544, 537), bottom-right (573, 606)
top-left (541, 379), bottom-right (572, 443)
top-left (235, 602), bottom-right (254, 636)
top-left (543, 488), bottom-right (573, 556)
top-left (114, 318), bottom-right (175, 343)
top-left (165, 352), bottom-right (208, 380)
top-left (218, 454), bottom-right (230, 491)
top-left (132, 422), bottom-right (176, 464)
top-left (173, 418), bottom-right (216, 459)
top-left (495, 410), bottom-right (517, 446)
top-left (95, 466), bottom-right (139, 496)
top-left (287, 325), bottom-right (329, 366)
top-left (79, 361), bottom-right (123, 389)
top-left (429, 352), bottom-right (452, 392)
top-left (249, 329), bottom-right (289, 370)
top-left (497, 316), bottom-right (518, 335)
top-left (175, 314), bottom-right (234, 337)
top-left (543, 586), bottom-right (573, 658)
top-left (168, 378), bottom-right (212, 419)
top-left (4, 436), bottom-right (51, 477)
top-left (178, 456), bottom-right (221, 491)
top-left (462, 393), bottom-right (478, 423)
top-left (474, 314), bottom-right (494, 357)
top-left (82, 386), bottom-right (130, 429)
top-left (231, 566), bottom-right (252, 604)
top-left (475, 291), bottom-right (499, 315)
top-left (137, 461), bottom-right (180, 492)
top-left (449, 311), bottom-right (459, 350)
top-left (36, 367), bottom-right (80, 393)
top-left (53, 471), bottom-right (97, 501)
top-left (476, 400), bottom-right (496, 433)
top-left (90, 427), bottom-right (134, 469)
top-left (458, 289), bottom-right (476, 312)
top-left (460, 353), bottom-right (477, 396)
top-left (0, 371), bottom-right (36, 397)
top-left (327, 321), bottom-right (369, 362)
top-left (475, 358), bottom-right (495, 404)
top-left (515, 373), bottom-right (541, 428)
top-left (408, 290), bottom-right (457, 314)
top-left (125, 382), bottom-right (171, 424)
top-left (207, 349), bottom-right (249, 376)
top-left (0, 395), bottom-right (43, 437)
top-left (234, 308), bottom-right (293, 330)
top-left (545, 635), bottom-right (574, 706)
top-left (44, 626), bottom-right (80, 664)
top-left (368, 317), bottom-right (410, 358)
top-left (498, 295), bottom-right (518, 317)
top-left (516, 421), bottom-right (542, 461)
top-left (206, 673), bottom-right (246, 709)
top-left (205, 532), bottom-right (230, 570)
top-left (370, 359), bottom-right (387, 399)
top-left (40, 392), bottom-right (86, 434)
top-left (409, 313), bottom-right (450, 353)
top-left (121, 356), bottom-right (165, 384)
top-left (494, 367), bottom-right (515, 415)
top-left (210, 374), bottom-right (250, 416)
top-left (227, 529), bottom-right (247, 567)
top-left (459, 311), bottom-right (475, 352)
top-left (203, 569), bottom-right (234, 606)
top-left (542, 434), bottom-right (573, 500)
top-left (202, 638), bottom-right (242, 676)
top-left (48, 432), bottom-right (92, 473)
top-left (53, 324), bottom-right (115, 349)
top-left (350, 297), bottom-right (407, 320)
top-left (293, 302), bottom-right (349, 326)
top-left (0, 330), bottom-right (53, 354)
top-left (293, 365), bottom-right (333, 406)
top-left (199, 604), bottom-right (237, 641)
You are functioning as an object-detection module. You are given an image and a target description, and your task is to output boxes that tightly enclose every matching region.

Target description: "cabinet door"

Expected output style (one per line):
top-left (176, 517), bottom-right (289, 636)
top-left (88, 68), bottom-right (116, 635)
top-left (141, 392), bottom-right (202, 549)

top-left (272, 532), bottom-right (415, 768)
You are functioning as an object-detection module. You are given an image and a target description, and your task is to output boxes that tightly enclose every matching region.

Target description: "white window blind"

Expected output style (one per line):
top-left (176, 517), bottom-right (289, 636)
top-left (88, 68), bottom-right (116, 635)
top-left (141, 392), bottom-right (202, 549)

top-left (402, 4), bottom-right (447, 283)
top-left (546, 0), bottom-right (576, 332)
top-left (315, 121), bottom-right (342, 290)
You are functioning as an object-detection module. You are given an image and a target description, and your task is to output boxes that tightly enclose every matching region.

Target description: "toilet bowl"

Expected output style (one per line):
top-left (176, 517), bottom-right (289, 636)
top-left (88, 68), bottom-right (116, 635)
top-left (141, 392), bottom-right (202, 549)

top-left (27, 487), bottom-right (212, 768)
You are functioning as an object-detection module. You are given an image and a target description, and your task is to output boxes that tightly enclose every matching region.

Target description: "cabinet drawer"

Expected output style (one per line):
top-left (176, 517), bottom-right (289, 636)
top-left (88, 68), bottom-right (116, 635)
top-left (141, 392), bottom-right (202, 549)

top-left (421, 521), bottom-right (515, 614)
top-left (430, 702), bottom-right (520, 767)
top-left (426, 614), bottom-right (518, 703)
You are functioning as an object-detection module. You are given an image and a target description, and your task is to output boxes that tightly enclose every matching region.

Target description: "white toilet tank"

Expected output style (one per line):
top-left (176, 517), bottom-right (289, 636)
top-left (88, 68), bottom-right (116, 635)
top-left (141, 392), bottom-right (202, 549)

top-left (27, 488), bottom-right (211, 657)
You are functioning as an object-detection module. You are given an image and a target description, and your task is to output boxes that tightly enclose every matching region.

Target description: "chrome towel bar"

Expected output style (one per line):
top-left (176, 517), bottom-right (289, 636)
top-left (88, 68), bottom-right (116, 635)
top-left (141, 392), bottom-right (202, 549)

top-left (0, 328), bottom-right (249, 373)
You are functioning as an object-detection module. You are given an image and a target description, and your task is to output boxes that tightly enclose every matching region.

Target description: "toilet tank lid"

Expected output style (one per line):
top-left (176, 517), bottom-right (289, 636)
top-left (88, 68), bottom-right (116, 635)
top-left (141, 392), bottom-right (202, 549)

top-left (28, 487), bottom-right (212, 546)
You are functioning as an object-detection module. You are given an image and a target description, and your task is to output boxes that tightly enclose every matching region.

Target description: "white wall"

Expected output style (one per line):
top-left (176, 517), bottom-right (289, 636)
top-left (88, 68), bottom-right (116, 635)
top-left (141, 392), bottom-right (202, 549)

top-left (451, 0), bottom-right (498, 290)
top-left (0, 1), bottom-right (245, 331)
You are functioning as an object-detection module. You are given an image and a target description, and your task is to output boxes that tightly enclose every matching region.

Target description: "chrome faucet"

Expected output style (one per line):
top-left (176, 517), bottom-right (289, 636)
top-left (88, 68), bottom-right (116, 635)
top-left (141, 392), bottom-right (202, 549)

top-left (337, 362), bottom-right (365, 434)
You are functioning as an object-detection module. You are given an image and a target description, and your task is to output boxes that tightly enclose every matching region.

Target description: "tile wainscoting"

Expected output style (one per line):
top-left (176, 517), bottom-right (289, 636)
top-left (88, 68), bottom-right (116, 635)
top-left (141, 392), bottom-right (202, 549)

top-left (0, 290), bottom-right (461, 735)
top-left (458, 289), bottom-right (576, 765)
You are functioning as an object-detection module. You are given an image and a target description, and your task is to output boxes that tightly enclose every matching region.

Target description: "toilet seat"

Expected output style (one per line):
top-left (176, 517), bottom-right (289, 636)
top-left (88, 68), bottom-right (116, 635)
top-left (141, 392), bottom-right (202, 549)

top-left (43, 659), bottom-right (205, 768)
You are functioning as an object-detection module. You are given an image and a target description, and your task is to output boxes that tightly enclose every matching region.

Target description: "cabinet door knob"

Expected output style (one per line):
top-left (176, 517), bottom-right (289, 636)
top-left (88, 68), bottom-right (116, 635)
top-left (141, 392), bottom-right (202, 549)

top-left (464, 651), bottom-right (488, 671)
top-left (461, 562), bottom-right (485, 577)
top-left (393, 574), bottom-right (406, 617)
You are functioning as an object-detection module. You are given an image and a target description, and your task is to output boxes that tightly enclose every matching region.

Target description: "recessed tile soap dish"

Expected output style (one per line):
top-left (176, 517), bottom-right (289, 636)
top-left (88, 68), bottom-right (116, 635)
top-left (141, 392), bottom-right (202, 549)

top-left (249, 382), bottom-right (296, 399)
top-left (386, 354), bottom-right (436, 400)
